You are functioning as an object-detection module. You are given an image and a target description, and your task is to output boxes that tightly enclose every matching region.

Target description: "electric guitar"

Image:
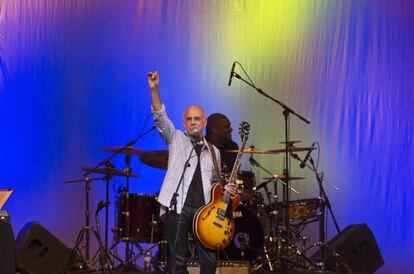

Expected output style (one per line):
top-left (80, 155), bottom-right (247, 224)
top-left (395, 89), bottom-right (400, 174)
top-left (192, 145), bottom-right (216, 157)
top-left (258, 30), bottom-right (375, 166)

top-left (193, 121), bottom-right (250, 250)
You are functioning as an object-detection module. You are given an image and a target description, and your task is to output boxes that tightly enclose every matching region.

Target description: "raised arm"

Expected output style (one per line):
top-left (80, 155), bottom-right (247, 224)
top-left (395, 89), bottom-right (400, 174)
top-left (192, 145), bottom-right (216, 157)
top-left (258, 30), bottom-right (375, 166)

top-left (148, 71), bottom-right (162, 111)
top-left (148, 71), bottom-right (176, 144)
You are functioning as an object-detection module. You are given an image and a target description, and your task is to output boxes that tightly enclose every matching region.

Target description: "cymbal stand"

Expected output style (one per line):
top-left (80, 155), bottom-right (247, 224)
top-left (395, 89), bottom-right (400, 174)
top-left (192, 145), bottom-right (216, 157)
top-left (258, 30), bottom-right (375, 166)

top-left (123, 153), bottom-right (136, 269)
top-left (94, 201), bottom-right (113, 273)
top-left (66, 176), bottom-right (107, 271)
top-left (290, 149), bottom-right (341, 270)
top-left (230, 62), bottom-right (310, 270)
top-left (106, 154), bottom-right (139, 271)
top-left (249, 156), bottom-right (301, 271)
top-left (83, 125), bottom-right (156, 252)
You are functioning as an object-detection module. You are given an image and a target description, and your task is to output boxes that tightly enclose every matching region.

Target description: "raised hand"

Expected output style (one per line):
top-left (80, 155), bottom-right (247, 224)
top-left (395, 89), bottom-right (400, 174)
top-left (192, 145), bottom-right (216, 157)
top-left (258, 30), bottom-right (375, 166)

top-left (147, 71), bottom-right (159, 90)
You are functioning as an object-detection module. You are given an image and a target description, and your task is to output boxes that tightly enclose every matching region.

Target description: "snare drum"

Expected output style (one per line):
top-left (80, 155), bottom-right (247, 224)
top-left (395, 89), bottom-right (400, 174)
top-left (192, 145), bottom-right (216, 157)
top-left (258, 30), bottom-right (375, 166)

top-left (275, 198), bottom-right (323, 221)
top-left (115, 193), bottom-right (163, 242)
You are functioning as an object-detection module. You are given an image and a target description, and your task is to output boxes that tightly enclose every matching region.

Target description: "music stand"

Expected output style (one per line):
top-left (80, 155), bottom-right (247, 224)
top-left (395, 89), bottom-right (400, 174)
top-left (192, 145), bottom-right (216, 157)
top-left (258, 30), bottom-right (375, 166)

top-left (0, 187), bottom-right (14, 209)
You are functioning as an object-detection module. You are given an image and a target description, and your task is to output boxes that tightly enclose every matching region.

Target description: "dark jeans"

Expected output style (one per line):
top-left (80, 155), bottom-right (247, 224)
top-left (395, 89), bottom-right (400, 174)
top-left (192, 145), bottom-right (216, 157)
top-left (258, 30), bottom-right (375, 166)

top-left (166, 205), bottom-right (217, 274)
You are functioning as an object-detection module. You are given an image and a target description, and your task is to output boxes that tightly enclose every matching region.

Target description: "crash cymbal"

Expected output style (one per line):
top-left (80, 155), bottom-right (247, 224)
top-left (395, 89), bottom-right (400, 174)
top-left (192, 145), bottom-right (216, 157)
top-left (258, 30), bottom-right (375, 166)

top-left (266, 146), bottom-right (316, 154)
top-left (81, 166), bottom-right (140, 177)
top-left (100, 146), bottom-right (143, 155)
top-left (225, 146), bottom-right (276, 154)
top-left (139, 150), bottom-right (169, 170)
top-left (263, 175), bottom-right (305, 181)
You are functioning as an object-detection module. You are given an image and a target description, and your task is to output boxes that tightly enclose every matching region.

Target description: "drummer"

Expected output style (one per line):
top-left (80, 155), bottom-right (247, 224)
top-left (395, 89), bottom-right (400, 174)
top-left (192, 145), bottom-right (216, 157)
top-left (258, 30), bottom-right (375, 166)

top-left (205, 113), bottom-right (238, 172)
top-left (205, 113), bottom-right (258, 206)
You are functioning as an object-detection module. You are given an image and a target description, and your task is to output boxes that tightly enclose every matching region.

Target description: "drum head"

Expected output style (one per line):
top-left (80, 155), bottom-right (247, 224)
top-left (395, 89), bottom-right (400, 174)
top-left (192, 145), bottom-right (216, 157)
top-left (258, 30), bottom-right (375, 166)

top-left (221, 205), bottom-right (263, 261)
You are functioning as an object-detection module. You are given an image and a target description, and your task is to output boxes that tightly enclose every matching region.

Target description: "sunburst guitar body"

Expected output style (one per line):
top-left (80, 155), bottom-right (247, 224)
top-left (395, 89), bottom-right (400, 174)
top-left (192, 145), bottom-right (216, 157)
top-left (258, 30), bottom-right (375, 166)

top-left (193, 183), bottom-right (241, 250)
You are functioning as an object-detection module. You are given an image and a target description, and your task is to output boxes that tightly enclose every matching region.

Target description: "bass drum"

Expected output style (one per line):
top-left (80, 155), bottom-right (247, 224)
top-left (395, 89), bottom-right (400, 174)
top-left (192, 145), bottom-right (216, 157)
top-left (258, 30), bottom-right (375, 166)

top-left (115, 193), bottom-right (163, 243)
top-left (220, 205), bottom-right (264, 262)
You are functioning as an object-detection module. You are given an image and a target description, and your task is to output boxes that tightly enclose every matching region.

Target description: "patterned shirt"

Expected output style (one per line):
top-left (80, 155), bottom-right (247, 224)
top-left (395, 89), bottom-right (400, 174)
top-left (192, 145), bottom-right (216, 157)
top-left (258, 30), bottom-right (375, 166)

top-left (153, 104), bottom-right (220, 214)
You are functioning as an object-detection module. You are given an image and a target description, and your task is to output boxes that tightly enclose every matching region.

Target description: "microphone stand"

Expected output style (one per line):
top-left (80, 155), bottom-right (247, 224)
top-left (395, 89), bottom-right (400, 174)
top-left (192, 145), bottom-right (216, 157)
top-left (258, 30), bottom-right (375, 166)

top-left (232, 66), bottom-right (310, 268)
top-left (83, 125), bottom-right (156, 253)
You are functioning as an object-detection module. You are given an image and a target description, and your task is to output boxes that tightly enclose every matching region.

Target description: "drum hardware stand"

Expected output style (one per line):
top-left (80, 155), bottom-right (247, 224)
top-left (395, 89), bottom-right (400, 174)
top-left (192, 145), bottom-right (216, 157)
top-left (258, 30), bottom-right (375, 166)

top-left (129, 241), bottom-right (167, 272)
top-left (250, 156), bottom-right (302, 270)
top-left (81, 125), bottom-right (156, 271)
top-left (229, 62), bottom-right (310, 270)
top-left (65, 176), bottom-right (108, 271)
top-left (120, 198), bottom-right (167, 272)
top-left (290, 149), bottom-right (341, 271)
top-left (107, 154), bottom-right (140, 272)
top-left (94, 200), bottom-right (114, 273)
top-left (83, 125), bottom-right (156, 246)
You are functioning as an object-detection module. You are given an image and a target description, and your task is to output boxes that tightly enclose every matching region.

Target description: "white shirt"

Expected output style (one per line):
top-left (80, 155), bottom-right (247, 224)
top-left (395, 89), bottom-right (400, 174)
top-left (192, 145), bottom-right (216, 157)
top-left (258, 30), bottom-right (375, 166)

top-left (153, 104), bottom-right (220, 214)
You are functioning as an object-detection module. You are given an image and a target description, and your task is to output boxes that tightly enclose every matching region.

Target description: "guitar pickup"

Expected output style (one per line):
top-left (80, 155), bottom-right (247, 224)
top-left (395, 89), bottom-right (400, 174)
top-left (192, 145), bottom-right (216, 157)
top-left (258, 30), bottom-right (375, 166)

top-left (216, 208), bottom-right (225, 220)
top-left (213, 221), bottom-right (223, 228)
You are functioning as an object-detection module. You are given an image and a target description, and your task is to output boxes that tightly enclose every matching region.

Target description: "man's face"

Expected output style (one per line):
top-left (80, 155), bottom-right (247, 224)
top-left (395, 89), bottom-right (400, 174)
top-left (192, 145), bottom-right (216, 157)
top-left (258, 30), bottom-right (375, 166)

top-left (183, 106), bottom-right (207, 135)
top-left (215, 117), bottom-right (233, 142)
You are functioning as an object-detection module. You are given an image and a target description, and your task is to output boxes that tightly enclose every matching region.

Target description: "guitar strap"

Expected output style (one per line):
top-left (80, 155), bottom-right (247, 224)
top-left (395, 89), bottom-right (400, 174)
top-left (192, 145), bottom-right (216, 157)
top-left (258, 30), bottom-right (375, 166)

top-left (206, 141), bottom-right (222, 186)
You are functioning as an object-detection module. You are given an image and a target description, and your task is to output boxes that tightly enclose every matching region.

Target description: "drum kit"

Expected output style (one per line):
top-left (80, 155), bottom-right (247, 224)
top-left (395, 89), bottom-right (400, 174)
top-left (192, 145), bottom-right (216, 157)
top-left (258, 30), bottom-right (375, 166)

top-left (65, 137), bottom-right (338, 273)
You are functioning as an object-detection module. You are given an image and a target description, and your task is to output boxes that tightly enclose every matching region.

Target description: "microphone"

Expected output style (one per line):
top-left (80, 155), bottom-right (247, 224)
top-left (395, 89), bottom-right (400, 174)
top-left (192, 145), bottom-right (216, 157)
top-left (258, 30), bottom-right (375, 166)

top-left (253, 180), bottom-right (271, 191)
top-left (228, 62), bottom-right (236, 86)
top-left (300, 143), bottom-right (315, 168)
top-left (188, 128), bottom-right (203, 144)
top-left (96, 201), bottom-right (110, 215)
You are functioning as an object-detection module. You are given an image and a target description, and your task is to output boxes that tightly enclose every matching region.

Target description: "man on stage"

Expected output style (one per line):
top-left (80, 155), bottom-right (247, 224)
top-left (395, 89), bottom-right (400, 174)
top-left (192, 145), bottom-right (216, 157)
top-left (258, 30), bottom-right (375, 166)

top-left (148, 71), bottom-right (236, 274)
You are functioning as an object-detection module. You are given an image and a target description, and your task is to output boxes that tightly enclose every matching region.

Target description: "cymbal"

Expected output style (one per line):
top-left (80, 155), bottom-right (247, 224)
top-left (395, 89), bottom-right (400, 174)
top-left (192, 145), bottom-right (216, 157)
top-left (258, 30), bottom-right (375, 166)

top-left (225, 146), bottom-right (276, 154)
top-left (81, 166), bottom-right (140, 177)
top-left (263, 175), bottom-right (305, 181)
top-left (266, 146), bottom-right (316, 154)
top-left (100, 146), bottom-right (143, 155)
top-left (139, 150), bottom-right (169, 170)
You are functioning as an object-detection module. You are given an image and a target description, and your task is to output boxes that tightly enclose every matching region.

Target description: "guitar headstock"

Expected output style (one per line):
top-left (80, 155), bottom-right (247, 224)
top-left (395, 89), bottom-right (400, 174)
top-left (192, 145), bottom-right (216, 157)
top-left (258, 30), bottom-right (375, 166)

top-left (239, 121), bottom-right (250, 141)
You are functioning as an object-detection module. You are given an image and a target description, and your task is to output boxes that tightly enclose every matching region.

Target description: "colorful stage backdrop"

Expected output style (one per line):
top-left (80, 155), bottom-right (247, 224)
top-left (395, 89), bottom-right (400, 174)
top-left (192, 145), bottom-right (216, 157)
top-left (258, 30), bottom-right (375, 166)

top-left (0, 1), bottom-right (413, 273)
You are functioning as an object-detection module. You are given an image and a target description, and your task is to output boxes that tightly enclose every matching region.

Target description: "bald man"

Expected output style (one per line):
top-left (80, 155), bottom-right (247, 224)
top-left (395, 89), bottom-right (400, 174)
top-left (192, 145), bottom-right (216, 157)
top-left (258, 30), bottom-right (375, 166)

top-left (148, 71), bottom-right (236, 274)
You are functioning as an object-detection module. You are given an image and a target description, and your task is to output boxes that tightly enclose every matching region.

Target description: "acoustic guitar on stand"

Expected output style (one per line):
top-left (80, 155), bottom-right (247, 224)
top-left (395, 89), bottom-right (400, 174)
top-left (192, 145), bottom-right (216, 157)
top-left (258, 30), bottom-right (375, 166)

top-left (193, 121), bottom-right (250, 250)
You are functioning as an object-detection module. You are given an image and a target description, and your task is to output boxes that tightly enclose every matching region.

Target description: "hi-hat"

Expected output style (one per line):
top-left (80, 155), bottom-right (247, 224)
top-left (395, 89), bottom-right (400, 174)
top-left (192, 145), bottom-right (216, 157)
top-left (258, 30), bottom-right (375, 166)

top-left (266, 146), bottom-right (316, 154)
top-left (100, 146), bottom-right (143, 155)
top-left (263, 175), bottom-right (305, 181)
top-left (139, 150), bottom-right (169, 170)
top-left (81, 166), bottom-right (140, 177)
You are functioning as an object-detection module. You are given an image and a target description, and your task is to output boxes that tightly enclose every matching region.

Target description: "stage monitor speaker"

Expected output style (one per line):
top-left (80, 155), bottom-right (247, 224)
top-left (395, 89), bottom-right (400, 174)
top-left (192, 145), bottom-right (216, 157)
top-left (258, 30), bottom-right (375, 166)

top-left (0, 220), bottom-right (18, 274)
top-left (187, 260), bottom-right (250, 274)
top-left (16, 222), bottom-right (72, 274)
top-left (321, 223), bottom-right (384, 273)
